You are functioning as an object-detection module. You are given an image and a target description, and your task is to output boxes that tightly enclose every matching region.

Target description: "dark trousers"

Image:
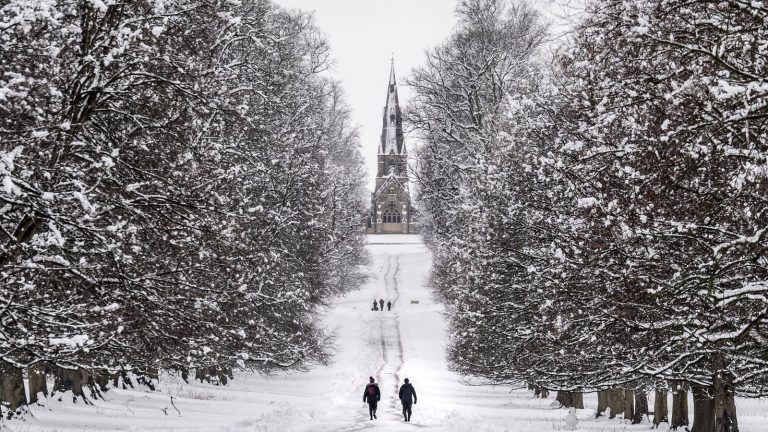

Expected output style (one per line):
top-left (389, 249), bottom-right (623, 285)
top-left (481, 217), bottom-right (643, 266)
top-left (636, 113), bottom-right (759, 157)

top-left (368, 401), bottom-right (378, 419)
top-left (402, 401), bottom-right (413, 421)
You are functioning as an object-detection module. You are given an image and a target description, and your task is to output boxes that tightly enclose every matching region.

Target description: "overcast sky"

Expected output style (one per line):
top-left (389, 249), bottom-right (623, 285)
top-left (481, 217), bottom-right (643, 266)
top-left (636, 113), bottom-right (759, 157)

top-left (273, 0), bottom-right (459, 191)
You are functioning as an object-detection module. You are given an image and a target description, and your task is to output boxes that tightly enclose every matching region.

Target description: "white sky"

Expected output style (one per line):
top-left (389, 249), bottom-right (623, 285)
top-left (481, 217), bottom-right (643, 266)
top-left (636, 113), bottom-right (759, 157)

top-left (273, 0), bottom-right (459, 191)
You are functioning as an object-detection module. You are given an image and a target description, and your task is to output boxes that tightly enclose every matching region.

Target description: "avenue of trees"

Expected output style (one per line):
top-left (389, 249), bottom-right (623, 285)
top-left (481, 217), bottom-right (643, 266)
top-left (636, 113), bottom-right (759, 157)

top-left (407, 1), bottom-right (768, 431)
top-left (0, 0), bottom-right (367, 415)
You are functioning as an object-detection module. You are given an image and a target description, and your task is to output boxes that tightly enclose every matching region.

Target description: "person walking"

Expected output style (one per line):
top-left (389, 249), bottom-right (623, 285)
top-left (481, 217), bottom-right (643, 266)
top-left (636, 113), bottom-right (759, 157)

top-left (363, 376), bottom-right (381, 420)
top-left (372, 299), bottom-right (377, 311)
top-left (379, 298), bottom-right (384, 311)
top-left (399, 377), bottom-right (417, 422)
top-left (387, 300), bottom-right (392, 311)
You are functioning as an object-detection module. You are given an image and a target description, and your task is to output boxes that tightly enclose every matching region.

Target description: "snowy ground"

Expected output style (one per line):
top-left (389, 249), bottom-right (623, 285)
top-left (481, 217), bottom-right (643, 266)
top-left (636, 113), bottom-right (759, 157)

top-left (6, 235), bottom-right (768, 431)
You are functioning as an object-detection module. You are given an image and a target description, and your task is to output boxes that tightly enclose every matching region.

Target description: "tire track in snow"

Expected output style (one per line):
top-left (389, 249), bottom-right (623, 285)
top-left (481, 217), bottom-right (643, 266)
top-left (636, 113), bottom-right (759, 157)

top-left (341, 255), bottom-right (406, 432)
top-left (342, 255), bottom-right (399, 430)
top-left (374, 254), bottom-right (406, 418)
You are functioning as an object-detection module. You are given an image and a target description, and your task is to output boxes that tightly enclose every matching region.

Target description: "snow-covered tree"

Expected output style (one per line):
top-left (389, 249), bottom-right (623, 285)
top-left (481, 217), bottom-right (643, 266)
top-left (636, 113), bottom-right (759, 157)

top-left (406, 0), bottom-right (555, 393)
top-left (0, 0), bottom-right (366, 412)
top-left (548, 1), bottom-right (768, 429)
top-left (410, 0), bottom-right (768, 429)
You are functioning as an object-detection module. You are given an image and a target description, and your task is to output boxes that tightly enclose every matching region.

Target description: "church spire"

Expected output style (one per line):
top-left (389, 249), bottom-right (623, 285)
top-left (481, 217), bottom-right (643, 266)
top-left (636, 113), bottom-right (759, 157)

top-left (369, 58), bottom-right (415, 234)
top-left (380, 59), bottom-right (405, 155)
top-left (389, 54), bottom-right (396, 85)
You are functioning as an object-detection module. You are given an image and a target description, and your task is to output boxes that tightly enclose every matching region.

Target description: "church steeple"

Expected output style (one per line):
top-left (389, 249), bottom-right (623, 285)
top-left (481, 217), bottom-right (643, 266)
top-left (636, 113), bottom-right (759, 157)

top-left (367, 59), bottom-right (416, 234)
top-left (380, 59), bottom-right (405, 155)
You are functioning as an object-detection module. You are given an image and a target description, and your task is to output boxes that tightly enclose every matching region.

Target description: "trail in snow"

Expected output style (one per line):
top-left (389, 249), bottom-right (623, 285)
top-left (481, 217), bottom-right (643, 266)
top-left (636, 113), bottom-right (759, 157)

top-left (337, 252), bottom-right (414, 432)
top-left (12, 235), bottom-right (768, 432)
top-left (374, 255), bottom-right (406, 420)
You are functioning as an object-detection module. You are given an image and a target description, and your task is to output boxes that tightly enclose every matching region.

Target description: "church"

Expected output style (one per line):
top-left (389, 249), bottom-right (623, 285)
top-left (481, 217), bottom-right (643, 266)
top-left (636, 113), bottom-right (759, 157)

top-left (367, 62), bottom-right (416, 234)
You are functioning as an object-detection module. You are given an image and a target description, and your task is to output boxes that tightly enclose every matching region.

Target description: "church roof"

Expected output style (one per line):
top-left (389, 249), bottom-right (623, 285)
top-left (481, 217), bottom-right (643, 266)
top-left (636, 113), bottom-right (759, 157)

top-left (372, 171), bottom-right (411, 203)
top-left (380, 60), bottom-right (406, 155)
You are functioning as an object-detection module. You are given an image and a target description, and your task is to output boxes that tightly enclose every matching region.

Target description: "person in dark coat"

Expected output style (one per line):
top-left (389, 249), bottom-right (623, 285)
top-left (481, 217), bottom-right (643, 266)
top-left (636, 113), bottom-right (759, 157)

top-left (398, 377), bottom-right (417, 421)
top-left (372, 300), bottom-right (378, 311)
top-left (363, 376), bottom-right (381, 420)
top-left (387, 300), bottom-right (392, 311)
top-left (379, 298), bottom-right (384, 311)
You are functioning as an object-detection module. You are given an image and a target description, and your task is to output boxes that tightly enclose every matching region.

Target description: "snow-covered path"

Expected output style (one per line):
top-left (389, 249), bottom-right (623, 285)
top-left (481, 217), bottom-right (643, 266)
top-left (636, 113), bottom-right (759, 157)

top-left (14, 235), bottom-right (768, 431)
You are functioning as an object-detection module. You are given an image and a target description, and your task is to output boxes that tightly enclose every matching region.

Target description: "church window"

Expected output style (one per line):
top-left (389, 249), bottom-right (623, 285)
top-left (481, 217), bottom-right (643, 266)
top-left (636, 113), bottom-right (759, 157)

top-left (381, 202), bottom-right (401, 223)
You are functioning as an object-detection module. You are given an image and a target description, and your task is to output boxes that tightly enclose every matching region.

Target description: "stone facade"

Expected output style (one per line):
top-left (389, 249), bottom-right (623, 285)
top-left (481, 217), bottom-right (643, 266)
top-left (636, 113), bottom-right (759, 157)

top-left (367, 62), bottom-right (416, 234)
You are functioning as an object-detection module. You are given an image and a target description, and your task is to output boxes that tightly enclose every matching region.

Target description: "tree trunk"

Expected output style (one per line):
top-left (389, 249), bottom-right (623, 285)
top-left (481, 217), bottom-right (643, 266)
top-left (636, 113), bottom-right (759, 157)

top-left (555, 390), bottom-right (572, 408)
top-left (218, 367), bottom-right (232, 386)
top-left (609, 388), bottom-right (624, 419)
top-left (84, 371), bottom-right (105, 399)
top-left (572, 390), bottom-right (584, 409)
top-left (27, 363), bottom-right (48, 404)
top-left (94, 370), bottom-right (110, 392)
top-left (624, 389), bottom-right (635, 422)
top-left (713, 373), bottom-right (738, 432)
top-left (596, 390), bottom-right (611, 417)
top-left (671, 385), bottom-right (689, 429)
top-left (532, 384), bottom-right (549, 399)
top-left (692, 385), bottom-right (715, 432)
top-left (634, 389), bottom-right (649, 424)
top-left (555, 390), bottom-right (584, 409)
top-left (111, 369), bottom-right (134, 389)
top-left (53, 367), bottom-right (89, 403)
top-left (120, 369), bottom-right (134, 389)
top-left (134, 368), bottom-right (156, 391)
top-left (654, 388), bottom-right (669, 427)
top-left (195, 367), bottom-right (211, 383)
top-left (0, 363), bottom-right (26, 417)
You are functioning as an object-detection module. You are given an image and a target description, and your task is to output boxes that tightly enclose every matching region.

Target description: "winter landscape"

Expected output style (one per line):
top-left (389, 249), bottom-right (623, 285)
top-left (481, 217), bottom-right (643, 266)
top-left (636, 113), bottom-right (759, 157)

top-left (1, 0), bottom-right (767, 431)
top-left (2, 235), bottom-right (767, 431)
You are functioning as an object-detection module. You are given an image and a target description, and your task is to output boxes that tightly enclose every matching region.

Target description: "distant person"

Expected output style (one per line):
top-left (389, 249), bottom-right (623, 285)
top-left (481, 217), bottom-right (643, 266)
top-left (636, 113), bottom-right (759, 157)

top-left (363, 376), bottom-right (381, 420)
top-left (379, 298), bottom-right (384, 311)
top-left (387, 300), bottom-right (392, 311)
top-left (399, 377), bottom-right (417, 422)
top-left (372, 300), bottom-right (377, 310)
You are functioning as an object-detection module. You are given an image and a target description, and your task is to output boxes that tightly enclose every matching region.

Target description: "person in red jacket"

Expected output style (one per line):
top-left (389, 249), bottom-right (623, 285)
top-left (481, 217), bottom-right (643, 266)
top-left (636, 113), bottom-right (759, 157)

top-left (363, 376), bottom-right (381, 420)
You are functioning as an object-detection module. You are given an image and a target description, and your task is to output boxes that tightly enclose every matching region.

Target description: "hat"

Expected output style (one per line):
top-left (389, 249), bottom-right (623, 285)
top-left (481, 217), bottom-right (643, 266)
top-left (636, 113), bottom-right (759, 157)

top-left (404, 378), bottom-right (409, 383)
top-left (369, 376), bottom-right (375, 383)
